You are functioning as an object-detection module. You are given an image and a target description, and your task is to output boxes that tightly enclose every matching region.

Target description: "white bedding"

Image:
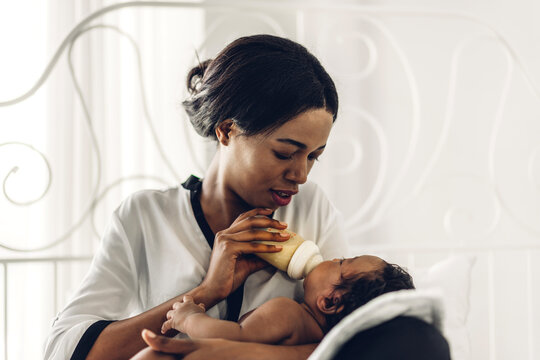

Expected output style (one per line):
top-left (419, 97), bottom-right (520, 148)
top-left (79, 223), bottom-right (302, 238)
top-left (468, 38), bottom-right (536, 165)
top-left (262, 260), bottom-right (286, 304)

top-left (308, 289), bottom-right (445, 360)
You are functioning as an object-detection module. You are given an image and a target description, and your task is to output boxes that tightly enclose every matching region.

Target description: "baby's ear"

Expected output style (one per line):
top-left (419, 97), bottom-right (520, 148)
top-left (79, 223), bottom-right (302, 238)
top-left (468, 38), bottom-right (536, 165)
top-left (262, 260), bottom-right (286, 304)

top-left (316, 294), bottom-right (345, 315)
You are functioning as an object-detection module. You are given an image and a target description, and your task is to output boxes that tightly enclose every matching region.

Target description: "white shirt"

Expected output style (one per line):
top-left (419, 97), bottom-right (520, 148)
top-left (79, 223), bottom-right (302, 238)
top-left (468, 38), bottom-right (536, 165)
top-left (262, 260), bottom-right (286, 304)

top-left (44, 180), bottom-right (350, 359)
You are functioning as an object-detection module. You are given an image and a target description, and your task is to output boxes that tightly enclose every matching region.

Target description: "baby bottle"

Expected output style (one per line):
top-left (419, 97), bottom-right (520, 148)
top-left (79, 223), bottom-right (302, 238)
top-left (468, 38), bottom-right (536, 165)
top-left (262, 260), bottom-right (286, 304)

top-left (255, 229), bottom-right (323, 279)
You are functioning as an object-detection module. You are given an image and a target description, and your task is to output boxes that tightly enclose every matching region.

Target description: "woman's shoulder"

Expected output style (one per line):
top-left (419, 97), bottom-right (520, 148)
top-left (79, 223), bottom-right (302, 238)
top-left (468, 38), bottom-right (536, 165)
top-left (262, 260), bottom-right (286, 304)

top-left (122, 185), bottom-right (183, 202)
top-left (115, 185), bottom-right (189, 220)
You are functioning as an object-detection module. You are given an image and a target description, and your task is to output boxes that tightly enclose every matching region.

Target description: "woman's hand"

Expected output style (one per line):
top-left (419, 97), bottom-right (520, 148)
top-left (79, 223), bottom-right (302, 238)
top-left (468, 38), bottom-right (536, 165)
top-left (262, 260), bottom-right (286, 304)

top-left (132, 329), bottom-right (317, 360)
top-left (135, 330), bottom-right (230, 360)
top-left (130, 346), bottom-right (176, 360)
top-left (161, 295), bottom-right (206, 334)
top-left (200, 208), bottom-right (289, 304)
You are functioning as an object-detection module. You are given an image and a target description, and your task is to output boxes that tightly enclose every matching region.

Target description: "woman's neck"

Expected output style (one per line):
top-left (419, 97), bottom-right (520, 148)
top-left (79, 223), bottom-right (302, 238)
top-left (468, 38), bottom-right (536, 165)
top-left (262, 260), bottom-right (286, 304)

top-left (199, 154), bottom-right (252, 234)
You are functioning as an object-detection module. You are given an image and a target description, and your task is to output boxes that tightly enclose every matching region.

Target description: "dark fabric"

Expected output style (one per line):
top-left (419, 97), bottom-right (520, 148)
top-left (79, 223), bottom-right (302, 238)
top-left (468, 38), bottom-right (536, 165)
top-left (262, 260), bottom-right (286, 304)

top-left (182, 175), bottom-right (215, 248)
top-left (332, 316), bottom-right (451, 360)
top-left (224, 284), bottom-right (245, 321)
top-left (70, 320), bottom-right (115, 360)
top-left (181, 175), bottom-right (252, 321)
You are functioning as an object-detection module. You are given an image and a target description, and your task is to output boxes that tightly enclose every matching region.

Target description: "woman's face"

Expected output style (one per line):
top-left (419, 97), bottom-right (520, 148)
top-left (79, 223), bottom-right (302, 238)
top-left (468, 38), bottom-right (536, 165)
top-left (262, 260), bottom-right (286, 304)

top-left (221, 108), bottom-right (333, 210)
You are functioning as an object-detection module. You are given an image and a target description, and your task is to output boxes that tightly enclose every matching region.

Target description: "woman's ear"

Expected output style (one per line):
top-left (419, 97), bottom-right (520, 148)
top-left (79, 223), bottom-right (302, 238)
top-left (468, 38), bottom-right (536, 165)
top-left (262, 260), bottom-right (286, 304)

top-left (215, 119), bottom-right (236, 145)
top-left (316, 294), bottom-right (345, 315)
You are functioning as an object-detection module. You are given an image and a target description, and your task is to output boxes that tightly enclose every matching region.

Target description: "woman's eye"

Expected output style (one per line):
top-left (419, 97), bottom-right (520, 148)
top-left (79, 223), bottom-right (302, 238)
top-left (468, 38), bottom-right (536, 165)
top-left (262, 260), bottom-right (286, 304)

top-left (308, 154), bottom-right (320, 162)
top-left (274, 152), bottom-right (292, 160)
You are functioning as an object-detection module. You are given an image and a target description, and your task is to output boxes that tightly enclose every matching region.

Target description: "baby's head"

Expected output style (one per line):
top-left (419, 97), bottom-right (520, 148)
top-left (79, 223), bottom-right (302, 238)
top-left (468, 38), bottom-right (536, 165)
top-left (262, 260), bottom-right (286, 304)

top-left (303, 255), bottom-right (414, 331)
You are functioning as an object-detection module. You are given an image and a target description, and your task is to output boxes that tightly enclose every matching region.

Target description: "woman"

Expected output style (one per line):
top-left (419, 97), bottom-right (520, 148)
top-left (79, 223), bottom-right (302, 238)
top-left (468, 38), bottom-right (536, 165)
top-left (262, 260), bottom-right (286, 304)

top-left (44, 34), bottom-right (349, 360)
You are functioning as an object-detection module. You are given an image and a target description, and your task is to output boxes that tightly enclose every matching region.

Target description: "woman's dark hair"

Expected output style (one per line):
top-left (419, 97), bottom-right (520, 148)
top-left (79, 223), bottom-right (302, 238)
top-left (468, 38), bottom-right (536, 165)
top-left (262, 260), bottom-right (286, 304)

top-left (182, 34), bottom-right (338, 139)
top-left (325, 262), bottom-right (415, 330)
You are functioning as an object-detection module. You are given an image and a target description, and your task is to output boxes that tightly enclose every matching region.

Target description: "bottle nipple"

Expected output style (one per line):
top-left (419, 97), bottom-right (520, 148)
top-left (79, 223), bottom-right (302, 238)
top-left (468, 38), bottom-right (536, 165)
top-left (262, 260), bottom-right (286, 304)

top-left (253, 229), bottom-right (323, 279)
top-left (287, 240), bottom-right (323, 279)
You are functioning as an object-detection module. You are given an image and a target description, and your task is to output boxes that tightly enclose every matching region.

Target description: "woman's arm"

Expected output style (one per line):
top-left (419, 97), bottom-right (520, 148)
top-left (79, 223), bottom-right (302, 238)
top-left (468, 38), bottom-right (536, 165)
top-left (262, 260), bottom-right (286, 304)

top-left (84, 208), bottom-right (289, 360)
top-left (132, 330), bottom-right (318, 360)
top-left (86, 285), bottom-right (213, 360)
top-left (47, 209), bottom-right (221, 360)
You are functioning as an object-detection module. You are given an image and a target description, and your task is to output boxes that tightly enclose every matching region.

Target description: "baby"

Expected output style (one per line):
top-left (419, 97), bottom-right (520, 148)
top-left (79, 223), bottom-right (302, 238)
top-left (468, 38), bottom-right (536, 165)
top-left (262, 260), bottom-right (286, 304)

top-left (160, 255), bottom-right (414, 345)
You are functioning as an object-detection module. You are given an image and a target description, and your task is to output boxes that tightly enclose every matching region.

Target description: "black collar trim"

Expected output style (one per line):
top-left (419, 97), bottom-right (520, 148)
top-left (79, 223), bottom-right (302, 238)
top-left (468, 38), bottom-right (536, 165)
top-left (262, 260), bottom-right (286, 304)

top-left (182, 175), bottom-right (215, 248)
top-left (182, 175), bottom-right (246, 321)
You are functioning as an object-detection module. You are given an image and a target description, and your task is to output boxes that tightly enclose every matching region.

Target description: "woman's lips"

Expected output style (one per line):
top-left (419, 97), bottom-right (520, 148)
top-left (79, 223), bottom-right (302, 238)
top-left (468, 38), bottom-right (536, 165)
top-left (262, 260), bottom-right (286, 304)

top-left (270, 189), bottom-right (297, 206)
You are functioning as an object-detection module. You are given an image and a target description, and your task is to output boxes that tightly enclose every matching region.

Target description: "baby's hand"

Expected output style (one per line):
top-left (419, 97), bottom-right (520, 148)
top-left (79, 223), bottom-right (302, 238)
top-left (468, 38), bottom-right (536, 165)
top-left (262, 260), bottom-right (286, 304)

top-left (161, 295), bottom-right (206, 334)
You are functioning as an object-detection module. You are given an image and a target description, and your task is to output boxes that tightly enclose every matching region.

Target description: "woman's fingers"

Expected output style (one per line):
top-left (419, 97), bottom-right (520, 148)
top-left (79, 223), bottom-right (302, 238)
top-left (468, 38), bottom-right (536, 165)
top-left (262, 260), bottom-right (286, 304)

top-left (230, 217), bottom-right (288, 234)
top-left (225, 208), bottom-right (287, 233)
top-left (183, 295), bottom-right (194, 303)
top-left (247, 241), bottom-right (284, 253)
top-left (223, 240), bottom-right (284, 256)
top-left (130, 346), bottom-right (176, 360)
top-left (231, 208), bottom-right (273, 224)
top-left (216, 229), bottom-right (290, 245)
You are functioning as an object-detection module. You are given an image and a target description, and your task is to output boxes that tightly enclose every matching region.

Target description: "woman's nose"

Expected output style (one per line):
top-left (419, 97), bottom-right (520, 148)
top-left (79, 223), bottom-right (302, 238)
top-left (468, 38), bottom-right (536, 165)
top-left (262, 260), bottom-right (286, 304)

top-left (284, 159), bottom-right (308, 184)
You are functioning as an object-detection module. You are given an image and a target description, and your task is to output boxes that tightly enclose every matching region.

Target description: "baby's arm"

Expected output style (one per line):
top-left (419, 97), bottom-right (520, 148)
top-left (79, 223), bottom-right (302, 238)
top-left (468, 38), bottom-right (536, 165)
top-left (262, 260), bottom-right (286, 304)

top-left (161, 296), bottom-right (299, 344)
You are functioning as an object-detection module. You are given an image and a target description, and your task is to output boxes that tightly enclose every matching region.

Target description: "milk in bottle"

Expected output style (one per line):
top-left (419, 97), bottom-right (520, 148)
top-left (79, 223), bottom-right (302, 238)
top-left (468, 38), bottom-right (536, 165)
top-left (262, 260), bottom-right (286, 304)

top-left (255, 228), bottom-right (323, 280)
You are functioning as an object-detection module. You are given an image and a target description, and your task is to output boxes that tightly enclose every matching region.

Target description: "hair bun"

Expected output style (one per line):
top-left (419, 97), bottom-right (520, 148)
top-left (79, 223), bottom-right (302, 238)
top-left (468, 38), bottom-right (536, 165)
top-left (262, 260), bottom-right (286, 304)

top-left (186, 59), bottom-right (212, 95)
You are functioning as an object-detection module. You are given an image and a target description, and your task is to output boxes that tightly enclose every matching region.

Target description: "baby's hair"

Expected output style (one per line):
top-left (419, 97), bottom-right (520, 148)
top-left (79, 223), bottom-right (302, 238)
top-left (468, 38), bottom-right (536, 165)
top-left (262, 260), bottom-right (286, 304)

top-left (325, 262), bottom-right (415, 330)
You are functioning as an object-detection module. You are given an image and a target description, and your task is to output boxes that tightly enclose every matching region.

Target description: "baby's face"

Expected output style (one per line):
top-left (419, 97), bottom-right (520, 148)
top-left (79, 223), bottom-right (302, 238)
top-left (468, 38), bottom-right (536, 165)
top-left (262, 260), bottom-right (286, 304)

top-left (303, 255), bottom-right (386, 296)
